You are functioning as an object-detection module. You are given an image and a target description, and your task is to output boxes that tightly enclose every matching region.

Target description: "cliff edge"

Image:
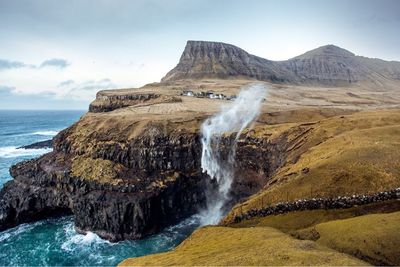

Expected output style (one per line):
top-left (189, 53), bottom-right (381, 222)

top-left (1, 41), bottom-right (400, 247)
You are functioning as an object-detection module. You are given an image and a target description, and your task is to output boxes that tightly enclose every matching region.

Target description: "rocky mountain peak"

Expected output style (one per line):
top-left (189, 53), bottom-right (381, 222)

top-left (161, 41), bottom-right (258, 82)
top-left (293, 44), bottom-right (355, 59)
top-left (181, 40), bottom-right (250, 60)
top-left (161, 40), bottom-right (400, 85)
top-left (162, 40), bottom-right (299, 83)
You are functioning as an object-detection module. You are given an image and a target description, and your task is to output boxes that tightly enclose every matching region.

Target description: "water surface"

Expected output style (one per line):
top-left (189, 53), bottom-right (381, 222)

top-left (0, 110), bottom-right (199, 266)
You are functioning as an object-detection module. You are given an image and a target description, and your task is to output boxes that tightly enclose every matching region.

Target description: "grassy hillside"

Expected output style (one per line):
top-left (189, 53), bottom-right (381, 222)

top-left (225, 109), bottom-right (400, 222)
top-left (294, 211), bottom-right (400, 265)
top-left (120, 226), bottom-right (366, 266)
top-left (229, 200), bottom-right (400, 232)
top-left (120, 109), bottom-right (400, 266)
top-left (120, 206), bottom-right (400, 266)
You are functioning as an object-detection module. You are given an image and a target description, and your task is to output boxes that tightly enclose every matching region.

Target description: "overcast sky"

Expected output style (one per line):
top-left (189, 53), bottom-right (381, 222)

top-left (0, 0), bottom-right (399, 109)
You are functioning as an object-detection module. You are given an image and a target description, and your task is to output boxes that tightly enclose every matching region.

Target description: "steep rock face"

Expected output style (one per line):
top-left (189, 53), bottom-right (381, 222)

top-left (89, 91), bottom-right (181, 113)
top-left (162, 41), bottom-right (297, 83)
top-left (281, 45), bottom-right (400, 84)
top-left (0, 103), bottom-right (362, 241)
top-left (0, 115), bottom-right (294, 241)
top-left (282, 45), bottom-right (362, 84)
top-left (162, 41), bottom-right (400, 85)
top-left (0, 136), bottom-right (209, 241)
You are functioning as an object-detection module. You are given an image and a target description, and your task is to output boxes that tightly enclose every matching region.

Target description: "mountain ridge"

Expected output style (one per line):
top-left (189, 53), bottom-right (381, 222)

top-left (162, 41), bottom-right (400, 85)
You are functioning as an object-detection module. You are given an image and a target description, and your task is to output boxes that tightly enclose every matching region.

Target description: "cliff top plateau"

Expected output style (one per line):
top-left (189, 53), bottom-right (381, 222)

top-left (89, 41), bottom-right (400, 115)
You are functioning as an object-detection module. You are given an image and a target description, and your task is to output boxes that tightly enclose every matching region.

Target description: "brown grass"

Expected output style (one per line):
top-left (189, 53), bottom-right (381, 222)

top-left (71, 156), bottom-right (124, 184)
top-left (119, 226), bottom-right (366, 266)
top-left (228, 200), bottom-right (400, 232)
top-left (293, 211), bottom-right (400, 265)
top-left (225, 109), bottom-right (400, 222)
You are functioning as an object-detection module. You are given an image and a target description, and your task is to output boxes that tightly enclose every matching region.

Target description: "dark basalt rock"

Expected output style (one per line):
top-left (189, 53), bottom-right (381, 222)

top-left (233, 189), bottom-right (400, 224)
top-left (73, 172), bottom-right (207, 241)
top-left (0, 161), bottom-right (73, 231)
top-left (18, 139), bottom-right (53, 149)
top-left (0, 104), bottom-right (309, 242)
top-left (0, 152), bottom-right (208, 241)
top-left (88, 92), bottom-right (182, 113)
top-left (89, 92), bottom-right (161, 113)
top-left (0, 126), bottom-right (289, 241)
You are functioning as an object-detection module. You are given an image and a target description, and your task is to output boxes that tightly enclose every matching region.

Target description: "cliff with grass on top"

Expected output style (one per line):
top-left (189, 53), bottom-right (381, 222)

top-left (0, 41), bottom-right (399, 265)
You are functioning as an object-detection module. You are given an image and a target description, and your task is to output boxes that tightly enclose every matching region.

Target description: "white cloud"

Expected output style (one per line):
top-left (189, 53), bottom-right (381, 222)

top-left (58, 79), bottom-right (75, 87)
top-left (0, 58), bottom-right (70, 71)
top-left (57, 79), bottom-right (118, 100)
top-left (0, 59), bottom-right (34, 70)
top-left (3, 76), bottom-right (117, 101)
top-left (40, 58), bottom-right (70, 69)
top-left (0, 46), bottom-right (170, 105)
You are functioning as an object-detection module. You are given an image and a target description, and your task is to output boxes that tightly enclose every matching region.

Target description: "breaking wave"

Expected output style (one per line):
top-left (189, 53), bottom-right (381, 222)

top-left (31, 130), bottom-right (59, 136)
top-left (0, 146), bottom-right (52, 158)
top-left (61, 223), bottom-right (112, 252)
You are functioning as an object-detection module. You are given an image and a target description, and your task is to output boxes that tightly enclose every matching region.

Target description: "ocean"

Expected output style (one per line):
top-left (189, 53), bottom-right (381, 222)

top-left (0, 110), bottom-right (199, 266)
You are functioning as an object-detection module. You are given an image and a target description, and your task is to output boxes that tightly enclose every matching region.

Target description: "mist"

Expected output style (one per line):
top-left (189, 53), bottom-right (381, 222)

top-left (199, 84), bottom-right (267, 225)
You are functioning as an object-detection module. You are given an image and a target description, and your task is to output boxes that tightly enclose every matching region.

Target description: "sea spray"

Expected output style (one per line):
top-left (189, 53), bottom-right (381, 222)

top-left (199, 84), bottom-right (267, 225)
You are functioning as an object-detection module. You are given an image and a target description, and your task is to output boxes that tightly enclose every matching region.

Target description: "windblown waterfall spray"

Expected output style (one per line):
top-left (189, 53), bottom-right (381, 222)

top-left (200, 84), bottom-right (267, 225)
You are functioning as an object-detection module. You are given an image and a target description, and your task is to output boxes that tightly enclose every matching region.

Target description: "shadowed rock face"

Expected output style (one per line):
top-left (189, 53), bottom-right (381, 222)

top-left (162, 41), bottom-right (400, 85)
top-left (0, 118), bottom-right (290, 241)
top-left (0, 129), bottom-right (209, 241)
top-left (162, 41), bottom-right (297, 83)
top-left (88, 90), bottom-right (185, 113)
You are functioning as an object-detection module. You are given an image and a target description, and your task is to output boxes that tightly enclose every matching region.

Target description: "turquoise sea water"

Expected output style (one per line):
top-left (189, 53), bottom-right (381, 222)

top-left (0, 110), bottom-right (199, 266)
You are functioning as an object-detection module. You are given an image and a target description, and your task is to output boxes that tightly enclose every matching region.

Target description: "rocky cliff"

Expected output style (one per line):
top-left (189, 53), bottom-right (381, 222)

top-left (162, 41), bottom-right (400, 85)
top-left (161, 41), bottom-right (297, 83)
top-left (0, 109), bottom-right (300, 241)
top-left (0, 127), bottom-right (209, 241)
top-left (1, 40), bottom-right (400, 244)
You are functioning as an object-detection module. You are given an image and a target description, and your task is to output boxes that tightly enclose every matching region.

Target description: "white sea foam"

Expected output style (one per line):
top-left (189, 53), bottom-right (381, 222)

top-left (7, 130), bottom-right (59, 137)
top-left (61, 223), bottom-right (111, 252)
top-left (200, 84), bottom-right (267, 225)
top-left (31, 130), bottom-right (59, 136)
top-left (0, 146), bottom-right (52, 158)
top-left (0, 221), bottom-right (44, 242)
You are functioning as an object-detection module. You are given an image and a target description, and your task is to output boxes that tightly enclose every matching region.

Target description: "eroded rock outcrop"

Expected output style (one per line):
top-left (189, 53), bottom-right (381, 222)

top-left (162, 41), bottom-right (297, 83)
top-left (89, 91), bottom-right (181, 113)
top-left (0, 131), bottom-right (208, 241)
top-left (162, 41), bottom-right (400, 85)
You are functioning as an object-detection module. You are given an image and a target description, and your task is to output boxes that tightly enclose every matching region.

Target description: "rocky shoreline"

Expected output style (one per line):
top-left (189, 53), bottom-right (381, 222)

top-left (0, 118), bottom-right (292, 241)
top-left (0, 152), bottom-right (208, 241)
top-left (18, 139), bottom-right (53, 149)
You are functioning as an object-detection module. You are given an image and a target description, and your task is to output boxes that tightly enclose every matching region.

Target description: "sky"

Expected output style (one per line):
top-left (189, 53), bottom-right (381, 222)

top-left (0, 0), bottom-right (399, 110)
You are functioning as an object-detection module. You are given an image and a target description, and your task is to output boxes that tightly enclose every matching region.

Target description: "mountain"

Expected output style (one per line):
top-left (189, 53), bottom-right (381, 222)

top-left (161, 41), bottom-right (297, 83)
top-left (162, 41), bottom-right (400, 86)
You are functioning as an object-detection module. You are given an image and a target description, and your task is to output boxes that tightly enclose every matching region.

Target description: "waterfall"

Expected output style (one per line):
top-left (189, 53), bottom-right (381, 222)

top-left (199, 84), bottom-right (267, 225)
